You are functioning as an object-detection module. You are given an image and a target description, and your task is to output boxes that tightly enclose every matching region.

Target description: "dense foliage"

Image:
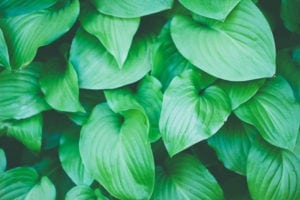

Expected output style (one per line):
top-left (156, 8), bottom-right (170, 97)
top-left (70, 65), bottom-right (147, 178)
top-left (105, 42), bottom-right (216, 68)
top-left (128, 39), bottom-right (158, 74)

top-left (0, 0), bottom-right (300, 199)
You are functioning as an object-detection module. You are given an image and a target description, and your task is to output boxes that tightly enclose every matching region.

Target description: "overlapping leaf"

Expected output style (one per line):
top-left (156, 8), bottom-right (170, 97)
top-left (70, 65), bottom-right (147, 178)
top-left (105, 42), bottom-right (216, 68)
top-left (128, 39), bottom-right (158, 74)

top-left (281, 0), bottom-right (300, 34)
top-left (65, 185), bottom-right (108, 200)
top-left (0, 148), bottom-right (6, 172)
top-left (25, 176), bottom-right (56, 200)
top-left (171, 0), bottom-right (275, 81)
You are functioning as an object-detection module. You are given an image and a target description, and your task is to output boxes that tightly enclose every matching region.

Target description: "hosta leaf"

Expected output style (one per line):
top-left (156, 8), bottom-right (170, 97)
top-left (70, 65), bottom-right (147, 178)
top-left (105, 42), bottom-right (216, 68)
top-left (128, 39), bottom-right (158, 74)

top-left (65, 185), bottom-right (108, 200)
top-left (0, 148), bottom-right (6, 172)
top-left (152, 154), bottom-right (223, 199)
top-left (0, 29), bottom-right (9, 69)
top-left (0, 63), bottom-right (50, 120)
top-left (79, 103), bottom-right (155, 199)
top-left (0, 167), bottom-right (38, 200)
top-left (80, 3), bottom-right (140, 68)
top-left (40, 61), bottom-right (84, 113)
top-left (281, 0), bottom-right (300, 34)
top-left (25, 176), bottom-right (56, 200)
top-left (178, 0), bottom-right (241, 20)
top-left (59, 125), bottom-right (93, 185)
top-left (234, 76), bottom-right (300, 150)
top-left (0, 0), bottom-right (57, 17)
top-left (0, 0), bottom-right (79, 70)
top-left (160, 69), bottom-right (231, 156)
top-left (217, 79), bottom-right (265, 110)
top-left (1, 114), bottom-right (43, 152)
top-left (247, 138), bottom-right (300, 200)
top-left (70, 29), bottom-right (152, 89)
top-left (208, 115), bottom-right (257, 175)
top-left (90, 0), bottom-right (173, 18)
top-left (171, 0), bottom-right (275, 81)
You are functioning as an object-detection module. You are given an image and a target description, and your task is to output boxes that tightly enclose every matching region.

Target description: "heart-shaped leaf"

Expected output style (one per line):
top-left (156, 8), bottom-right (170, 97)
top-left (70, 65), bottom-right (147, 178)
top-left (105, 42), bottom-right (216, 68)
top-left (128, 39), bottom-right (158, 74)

top-left (0, 0), bottom-right (79, 70)
top-left (171, 0), bottom-right (275, 81)
top-left (160, 69), bottom-right (231, 156)
top-left (65, 185), bottom-right (108, 200)
top-left (152, 154), bottom-right (223, 199)
top-left (70, 28), bottom-right (152, 89)
top-left (90, 0), bottom-right (173, 18)
top-left (234, 76), bottom-right (300, 150)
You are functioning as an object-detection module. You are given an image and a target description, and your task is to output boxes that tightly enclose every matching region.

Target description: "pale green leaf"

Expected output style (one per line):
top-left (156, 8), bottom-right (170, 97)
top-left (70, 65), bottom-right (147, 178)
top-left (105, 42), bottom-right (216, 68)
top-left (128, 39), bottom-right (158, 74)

top-left (65, 185), bottom-right (108, 200)
top-left (160, 69), bottom-right (231, 156)
top-left (171, 0), bottom-right (275, 81)
top-left (0, 148), bottom-right (6, 172)
top-left (59, 125), bottom-right (93, 185)
top-left (80, 3), bottom-right (140, 68)
top-left (235, 76), bottom-right (300, 150)
top-left (90, 0), bottom-right (173, 18)
top-left (152, 154), bottom-right (223, 199)
top-left (0, 28), bottom-right (9, 69)
top-left (40, 61), bottom-right (84, 113)
top-left (208, 115), bottom-right (257, 175)
top-left (0, 0), bottom-right (79, 70)
top-left (70, 29), bottom-right (152, 89)
top-left (0, 167), bottom-right (38, 200)
top-left (79, 103), bottom-right (155, 199)
top-left (0, 63), bottom-right (50, 121)
top-left (281, 0), bottom-right (300, 34)
top-left (178, 0), bottom-right (240, 20)
top-left (247, 138), bottom-right (300, 200)
top-left (25, 176), bottom-right (56, 200)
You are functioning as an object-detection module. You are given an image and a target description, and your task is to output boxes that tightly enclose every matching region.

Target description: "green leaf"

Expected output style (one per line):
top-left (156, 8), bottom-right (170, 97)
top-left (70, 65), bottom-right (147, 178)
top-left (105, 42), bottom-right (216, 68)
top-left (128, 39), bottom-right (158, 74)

top-left (79, 103), bottom-right (155, 199)
top-left (171, 0), bottom-right (275, 81)
top-left (208, 115), bottom-right (257, 175)
top-left (0, 0), bottom-right (57, 17)
top-left (65, 185), bottom-right (108, 200)
top-left (234, 76), bottom-right (300, 150)
top-left (1, 114), bottom-right (43, 152)
top-left (80, 3), bottom-right (140, 68)
top-left (281, 0), bottom-right (300, 34)
top-left (0, 167), bottom-right (38, 200)
top-left (160, 69), bottom-right (231, 156)
top-left (70, 28), bottom-right (152, 89)
top-left (25, 176), bottom-right (56, 200)
top-left (0, 0), bottom-right (79, 70)
top-left (178, 0), bottom-right (241, 20)
top-left (0, 148), bottom-right (6, 172)
top-left (0, 63), bottom-right (50, 121)
top-left (0, 28), bottom-right (9, 69)
top-left (90, 0), bottom-right (173, 18)
top-left (59, 125), bottom-right (93, 185)
top-left (247, 138), bottom-right (300, 200)
top-left (40, 61), bottom-right (84, 113)
top-left (152, 154), bottom-right (224, 199)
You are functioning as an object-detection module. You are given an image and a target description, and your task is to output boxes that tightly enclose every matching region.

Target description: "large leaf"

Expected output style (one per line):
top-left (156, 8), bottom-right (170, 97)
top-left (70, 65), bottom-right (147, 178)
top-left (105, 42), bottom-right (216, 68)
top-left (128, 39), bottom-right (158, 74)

top-left (0, 114), bottom-right (43, 152)
top-left (0, 63), bottom-right (50, 121)
top-left (247, 138), bottom-right (300, 200)
top-left (59, 125), bottom-right (93, 185)
top-left (0, 148), bottom-right (6, 172)
top-left (281, 0), bottom-right (300, 34)
top-left (65, 185), bottom-right (108, 200)
top-left (208, 115), bottom-right (257, 175)
top-left (79, 103), bottom-right (155, 199)
top-left (0, 0), bottom-right (57, 17)
top-left (90, 0), bottom-right (173, 18)
top-left (70, 28), bottom-right (152, 89)
top-left (171, 0), bottom-right (275, 81)
top-left (80, 3), bottom-right (140, 68)
top-left (25, 176), bottom-right (56, 200)
top-left (40, 61), bottom-right (84, 113)
top-left (234, 76), bottom-right (300, 150)
top-left (160, 69), bottom-right (231, 156)
top-left (178, 0), bottom-right (241, 20)
top-left (0, 0), bottom-right (79, 70)
top-left (152, 154), bottom-right (223, 199)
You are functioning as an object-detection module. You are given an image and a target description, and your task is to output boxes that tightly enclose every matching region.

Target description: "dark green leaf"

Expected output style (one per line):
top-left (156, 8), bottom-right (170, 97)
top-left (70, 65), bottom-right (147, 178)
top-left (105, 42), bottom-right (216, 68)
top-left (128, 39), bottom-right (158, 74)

top-left (281, 0), bottom-right (300, 34)
top-left (0, 148), bottom-right (6, 172)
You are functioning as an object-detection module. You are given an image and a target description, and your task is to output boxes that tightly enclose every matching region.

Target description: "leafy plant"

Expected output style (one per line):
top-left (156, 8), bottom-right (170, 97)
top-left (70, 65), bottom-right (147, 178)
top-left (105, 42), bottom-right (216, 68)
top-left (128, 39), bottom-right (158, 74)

top-left (0, 0), bottom-right (300, 199)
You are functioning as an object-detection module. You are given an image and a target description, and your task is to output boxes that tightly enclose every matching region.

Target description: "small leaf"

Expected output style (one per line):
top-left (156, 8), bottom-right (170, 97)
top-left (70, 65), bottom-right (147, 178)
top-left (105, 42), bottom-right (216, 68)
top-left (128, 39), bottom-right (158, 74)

top-left (65, 185), bottom-right (108, 200)
top-left (70, 29), bottom-right (152, 89)
top-left (160, 69), bottom-right (231, 156)
top-left (0, 28), bottom-right (9, 69)
top-left (25, 176), bottom-right (56, 200)
top-left (171, 0), bottom-right (275, 81)
top-left (247, 138), bottom-right (300, 200)
top-left (152, 154), bottom-right (223, 199)
top-left (0, 63), bottom-right (50, 121)
top-left (0, 148), bottom-right (6, 172)
top-left (234, 76), bottom-right (300, 150)
top-left (59, 125), bottom-right (93, 185)
top-left (40, 61), bottom-right (84, 113)
top-left (0, 0), bottom-right (79, 70)
top-left (79, 103), bottom-right (155, 199)
top-left (178, 0), bottom-right (241, 20)
top-left (281, 0), bottom-right (300, 34)
top-left (80, 3), bottom-right (140, 68)
top-left (90, 0), bottom-right (173, 18)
